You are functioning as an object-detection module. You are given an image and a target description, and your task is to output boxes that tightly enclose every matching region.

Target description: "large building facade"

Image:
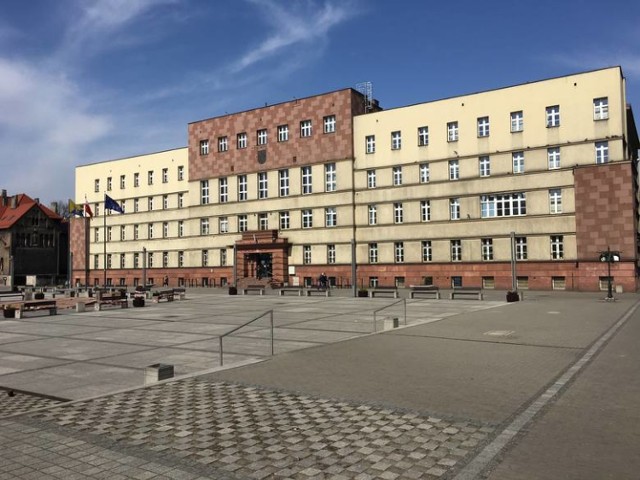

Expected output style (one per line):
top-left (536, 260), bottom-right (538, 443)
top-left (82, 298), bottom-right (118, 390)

top-left (71, 67), bottom-right (640, 292)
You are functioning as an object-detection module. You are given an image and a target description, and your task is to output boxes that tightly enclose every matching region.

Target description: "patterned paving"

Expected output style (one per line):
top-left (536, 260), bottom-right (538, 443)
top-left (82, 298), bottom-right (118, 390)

top-left (27, 378), bottom-right (495, 479)
top-left (0, 389), bottom-right (63, 418)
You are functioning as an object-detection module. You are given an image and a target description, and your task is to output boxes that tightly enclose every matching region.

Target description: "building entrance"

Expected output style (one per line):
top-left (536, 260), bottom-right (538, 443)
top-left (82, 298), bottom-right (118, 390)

top-left (244, 253), bottom-right (273, 279)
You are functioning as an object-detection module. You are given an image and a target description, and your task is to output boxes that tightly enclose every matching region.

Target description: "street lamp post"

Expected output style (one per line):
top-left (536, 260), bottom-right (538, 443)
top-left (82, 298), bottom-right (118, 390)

top-left (599, 246), bottom-right (620, 301)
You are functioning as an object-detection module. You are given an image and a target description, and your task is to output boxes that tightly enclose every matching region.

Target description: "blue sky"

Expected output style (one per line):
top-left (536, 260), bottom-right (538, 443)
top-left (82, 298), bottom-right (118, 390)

top-left (1, 0), bottom-right (639, 204)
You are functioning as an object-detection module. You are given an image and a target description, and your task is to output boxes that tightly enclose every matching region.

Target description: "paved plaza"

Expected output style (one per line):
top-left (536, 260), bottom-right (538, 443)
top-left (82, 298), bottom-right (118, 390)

top-left (0, 289), bottom-right (639, 479)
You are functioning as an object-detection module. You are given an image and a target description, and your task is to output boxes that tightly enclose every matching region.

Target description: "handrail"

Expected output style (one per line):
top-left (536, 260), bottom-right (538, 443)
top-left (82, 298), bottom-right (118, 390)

top-left (219, 309), bottom-right (274, 366)
top-left (372, 298), bottom-right (407, 332)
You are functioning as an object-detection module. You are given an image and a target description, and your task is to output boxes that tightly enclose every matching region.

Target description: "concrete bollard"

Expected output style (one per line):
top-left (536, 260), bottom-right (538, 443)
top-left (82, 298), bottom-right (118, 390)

top-left (75, 302), bottom-right (85, 313)
top-left (144, 364), bottom-right (174, 385)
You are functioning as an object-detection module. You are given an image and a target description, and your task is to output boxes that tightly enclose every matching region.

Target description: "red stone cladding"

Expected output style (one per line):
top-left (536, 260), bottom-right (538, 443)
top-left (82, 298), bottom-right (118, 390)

top-left (81, 267), bottom-right (234, 288)
top-left (69, 217), bottom-right (87, 273)
top-left (188, 89), bottom-right (366, 180)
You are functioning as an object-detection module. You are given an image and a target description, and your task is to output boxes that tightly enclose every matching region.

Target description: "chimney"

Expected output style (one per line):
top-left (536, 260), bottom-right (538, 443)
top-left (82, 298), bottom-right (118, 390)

top-left (10, 196), bottom-right (17, 208)
top-left (51, 201), bottom-right (59, 214)
top-left (34, 198), bottom-right (39, 204)
top-left (1, 190), bottom-right (6, 207)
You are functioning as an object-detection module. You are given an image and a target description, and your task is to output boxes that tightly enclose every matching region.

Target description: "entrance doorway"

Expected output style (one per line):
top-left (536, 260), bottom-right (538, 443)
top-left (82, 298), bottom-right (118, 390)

top-left (244, 253), bottom-right (273, 279)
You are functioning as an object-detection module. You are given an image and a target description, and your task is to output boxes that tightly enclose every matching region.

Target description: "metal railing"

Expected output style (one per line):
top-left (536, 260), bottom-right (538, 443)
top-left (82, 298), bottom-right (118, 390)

top-left (372, 299), bottom-right (407, 332)
top-left (218, 309), bottom-right (274, 366)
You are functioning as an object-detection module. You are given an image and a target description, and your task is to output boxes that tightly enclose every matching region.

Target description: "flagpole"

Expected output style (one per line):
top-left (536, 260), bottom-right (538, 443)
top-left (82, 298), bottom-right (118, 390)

top-left (103, 195), bottom-right (107, 287)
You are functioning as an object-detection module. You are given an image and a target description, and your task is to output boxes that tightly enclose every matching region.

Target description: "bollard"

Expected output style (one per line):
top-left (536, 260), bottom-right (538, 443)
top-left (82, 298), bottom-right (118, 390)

top-left (144, 364), bottom-right (174, 385)
top-left (75, 302), bottom-right (85, 313)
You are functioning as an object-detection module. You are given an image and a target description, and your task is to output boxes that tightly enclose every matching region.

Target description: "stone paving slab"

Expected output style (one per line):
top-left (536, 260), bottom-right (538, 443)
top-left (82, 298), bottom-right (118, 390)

top-left (0, 390), bottom-right (62, 418)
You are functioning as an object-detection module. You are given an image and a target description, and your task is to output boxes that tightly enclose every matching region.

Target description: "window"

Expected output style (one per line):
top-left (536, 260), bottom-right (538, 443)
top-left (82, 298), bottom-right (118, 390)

top-left (551, 235), bottom-right (564, 259)
top-left (479, 156), bottom-right (490, 177)
top-left (481, 238), bottom-right (493, 261)
top-left (303, 245), bottom-right (312, 265)
top-left (515, 237), bottom-right (527, 260)
top-left (121, 200), bottom-right (126, 213)
top-left (120, 226), bottom-right (125, 241)
top-left (278, 170), bottom-right (289, 197)
top-left (238, 175), bottom-right (247, 201)
top-left (148, 223), bottom-right (154, 239)
top-left (451, 240), bottom-right (462, 261)
top-left (420, 163), bottom-right (430, 183)
top-left (368, 205), bottom-right (377, 225)
top-left (258, 172), bottom-right (268, 199)
top-left (302, 209), bottom-right (313, 228)
top-left (391, 131), bottom-right (401, 150)
top-left (418, 126), bottom-right (429, 146)
top-left (162, 252), bottom-right (169, 268)
top-left (368, 243), bottom-right (378, 263)
top-left (107, 254), bottom-right (112, 269)
top-left (134, 172), bottom-right (139, 187)
top-left (512, 151), bottom-right (525, 174)
top-left (148, 197), bottom-right (154, 211)
top-left (594, 97), bottom-right (608, 120)
top-left (278, 125), bottom-right (289, 142)
top-left (481, 193), bottom-right (527, 217)
top-left (259, 211), bottom-right (268, 229)
top-left (366, 135), bottom-right (375, 154)
top-left (163, 195), bottom-right (168, 210)
top-left (178, 220), bottom-right (184, 237)
top-left (546, 105), bottom-right (560, 127)
top-left (219, 177), bottom-right (228, 203)
top-left (477, 116), bottom-right (490, 137)
top-left (323, 115), bottom-right (336, 133)
top-left (120, 253), bottom-right (125, 269)
top-left (219, 216), bottom-right (228, 233)
top-left (257, 129), bottom-right (267, 145)
top-left (107, 226), bottom-right (112, 241)
top-left (548, 147), bottom-right (561, 169)
top-left (511, 111), bottom-right (524, 132)
top-left (450, 198), bottom-right (460, 220)
top-left (147, 252), bottom-right (154, 268)
top-left (107, 177), bottom-right (112, 191)
top-left (162, 222), bottom-right (168, 238)
top-left (94, 179), bottom-right (100, 192)
top-left (394, 202), bottom-right (403, 224)
top-left (420, 200), bottom-right (431, 222)
top-left (148, 170), bottom-right (154, 185)
top-left (200, 140), bottom-right (209, 155)
top-left (218, 136), bottom-right (228, 152)
top-left (238, 215), bottom-right (247, 232)
top-left (162, 168), bottom-right (168, 183)
top-left (447, 121), bottom-right (459, 142)
top-left (178, 251), bottom-right (184, 268)
top-left (327, 244), bottom-right (336, 264)
top-left (325, 207), bottom-right (337, 227)
top-left (120, 175), bottom-right (125, 189)
top-left (200, 218), bottom-right (209, 235)
top-left (301, 166), bottom-right (312, 194)
top-left (237, 132), bottom-right (247, 149)
top-left (421, 240), bottom-right (432, 262)
top-left (133, 252), bottom-right (139, 268)
top-left (202, 250), bottom-right (208, 267)
top-left (94, 255), bottom-right (99, 269)
top-left (595, 141), bottom-right (609, 164)
top-left (394, 242), bottom-right (404, 263)
top-left (549, 189), bottom-right (562, 214)
top-left (552, 276), bottom-right (566, 290)
top-left (392, 166), bottom-right (403, 186)
top-left (300, 120), bottom-right (312, 137)
top-left (449, 159), bottom-right (459, 180)
top-left (325, 163), bottom-right (336, 192)
top-left (367, 169), bottom-right (377, 188)
top-left (220, 249), bottom-right (227, 267)
top-left (279, 211), bottom-right (290, 230)
top-left (177, 193), bottom-right (184, 208)
top-left (95, 203), bottom-right (99, 216)
top-left (200, 180), bottom-right (209, 204)
top-left (133, 224), bottom-right (139, 240)
top-left (177, 166), bottom-right (184, 181)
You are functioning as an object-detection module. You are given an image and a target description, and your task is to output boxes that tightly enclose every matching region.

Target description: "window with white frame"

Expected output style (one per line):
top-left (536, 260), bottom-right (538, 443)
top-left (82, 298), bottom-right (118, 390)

top-left (219, 216), bottom-right (228, 233)
top-left (178, 220), bottom-right (184, 237)
top-left (201, 249), bottom-right (208, 267)
top-left (479, 156), bottom-right (490, 177)
top-left (367, 169), bottom-right (377, 188)
top-left (94, 255), bottom-right (99, 269)
top-left (258, 172), bottom-right (268, 199)
top-left (200, 218), bottom-right (209, 235)
top-left (94, 179), bottom-right (100, 192)
top-left (449, 159), bottom-right (459, 180)
top-left (120, 226), bottom-right (125, 241)
top-left (120, 175), bottom-right (125, 189)
top-left (134, 172), bottom-right (140, 187)
top-left (162, 168), bottom-right (168, 183)
top-left (368, 205), bottom-right (377, 225)
top-left (481, 193), bottom-right (527, 217)
top-left (421, 240), bottom-right (432, 262)
top-left (162, 222), bottom-right (168, 238)
top-left (548, 147), bottom-right (561, 169)
top-left (300, 120), bottom-right (312, 137)
top-left (95, 203), bottom-right (99, 216)
top-left (162, 252), bottom-right (169, 268)
top-left (177, 165), bottom-right (184, 181)
top-left (238, 215), bottom-right (247, 232)
top-left (477, 116), bottom-right (490, 137)
top-left (148, 170), bottom-right (154, 185)
top-left (551, 235), bottom-right (564, 259)
top-left (133, 224), bottom-right (139, 240)
top-left (323, 115), bottom-right (336, 133)
top-left (238, 175), bottom-right (247, 201)
top-left (178, 193), bottom-right (184, 208)
top-left (219, 177), bottom-right (228, 203)
top-left (121, 200), bottom-right (125, 213)
top-left (301, 166), bottom-right (312, 194)
top-left (107, 177), bottom-right (112, 191)
top-left (120, 253), bottom-right (125, 269)
top-left (257, 129), bottom-right (267, 145)
top-left (366, 135), bottom-right (375, 153)
top-left (325, 163), bottom-right (336, 192)
top-left (549, 189), bottom-right (562, 214)
top-left (420, 200), bottom-right (431, 222)
top-left (107, 226), bottom-right (112, 241)
top-left (303, 245), bottom-right (311, 264)
top-left (163, 195), bottom-right (168, 210)
top-left (258, 213), bottom-right (268, 230)
top-left (515, 237), bottom-right (527, 260)
top-left (106, 254), bottom-right (112, 269)
top-left (368, 243), bottom-right (378, 263)
top-left (148, 252), bottom-right (154, 268)
top-left (200, 180), bottom-right (209, 204)
top-left (420, 163), bottom-right (430, 183)
top-left (325, 207), bottom-right (337, 227)
top-left (418, 126), bottom-right (429, 146)
top-left (394, 242), bottom-right (404, 263)
top-left (511, 111), bottom-right (524, 132)
top-left (595, 141), bottom-right (609, 164)
top-left (481, 238), bottom-right (494, 261)
top-left (302, 209), bottom-right (313, 228)
top-left (279, 169), bottom-right (289, 197)
top-left (148, 197), bottom-right (154, 211)
top-left (393, 166), bottom-right (403, 186)
top-left (178, 251), bottom-right (184, 268)
top-left (594, 97), bottom-right (609, 120)
top-left (278, 125), bottom-right (289, 142)
top-left (394, 202), bottom-right (403, 224)
top-left (391, 131), bottom-right (401, 150)
top-left (327, 244), bottom-right (336, 264)
top-left (546, 105), bottom-right (560, 127)
top-left (512, 151), bottom-right (525, 174)
top-left (279, 211), bottom-right (290, 230)
top-left (133, 252), bottom-right (139, 268)
top-left (148, 223), bottom-right (154, 239)
top-left (451, 240), bottom-right (462, 261)
top-left (200, 139), bottom-right (209, 155)
top-left (447, 121), bottom-right (459, 141)
top-left (237, 132), bottom-right (247, 149)
top-left (220, 249), bottom-right (227, 266)
top-left (450, 198), bottom-right (460, 220)
top-left (218, 136), bottom-right (228, 152)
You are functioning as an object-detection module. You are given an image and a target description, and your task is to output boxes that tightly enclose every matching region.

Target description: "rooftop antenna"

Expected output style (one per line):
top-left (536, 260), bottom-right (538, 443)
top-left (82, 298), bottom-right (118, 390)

top-left (355, 81), bottom-right (373, 113)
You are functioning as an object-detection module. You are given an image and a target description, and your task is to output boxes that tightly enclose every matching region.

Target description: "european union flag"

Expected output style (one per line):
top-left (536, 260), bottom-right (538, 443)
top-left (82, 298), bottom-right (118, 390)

top-left (104, 194), bottom-right (124, 214)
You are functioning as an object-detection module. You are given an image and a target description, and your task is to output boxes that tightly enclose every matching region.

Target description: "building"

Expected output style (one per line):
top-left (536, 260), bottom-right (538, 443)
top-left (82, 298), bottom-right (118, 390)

top-left (71, 67), bottom-right (639, 292)
top-left (0, 191), bottom-right (68, 287)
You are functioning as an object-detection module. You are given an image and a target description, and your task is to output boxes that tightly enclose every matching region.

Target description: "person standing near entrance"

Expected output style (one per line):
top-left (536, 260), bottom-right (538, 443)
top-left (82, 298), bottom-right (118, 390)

top-left (319, 272), bottom-right (328, 290)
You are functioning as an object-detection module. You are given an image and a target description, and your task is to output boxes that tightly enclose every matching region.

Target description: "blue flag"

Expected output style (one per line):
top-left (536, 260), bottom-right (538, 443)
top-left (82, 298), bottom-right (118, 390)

top-left (104, 194), bottom-right (124, 214)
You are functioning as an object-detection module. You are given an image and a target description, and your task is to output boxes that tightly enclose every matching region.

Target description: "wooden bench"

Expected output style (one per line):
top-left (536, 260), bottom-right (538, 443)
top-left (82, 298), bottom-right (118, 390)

top-left (13, 300), bottom-right (58, 318)
top-left (242, 285), bottom-right (265, 295)
top-left (369, 287), bottom-right (399, 298)
top-left (172, 288), bottom-right (186, 300)
top-left (306, 289), bottom-right (330, 297)
top-left (409, 285), bottom-right (440, 299)
top-left (95, 294), bottom-right (129, 311)
top-left (153, 289), bottom-right (175, 303)
top-left (449, 287), bottom-right (484, 300)
top-left (279, 287), bottom-right (304, 296)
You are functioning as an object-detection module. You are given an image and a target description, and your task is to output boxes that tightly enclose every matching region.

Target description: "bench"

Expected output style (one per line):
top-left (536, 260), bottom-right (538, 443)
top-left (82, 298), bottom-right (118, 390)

top-left (95, 294), bottom-right (129, 311)
top-left (409, 285), bottom-right (441, 299)
top-left (153, 289), bottom-right (175, 303)
top-left (369, 287), bottom-right (399, 298)
top-left (11, 300), bottom-right (58, 318)
top-left (242, 285), bottom-right (265, 295)
top-left (172, 288), bottom-right (186, 300)
top-left (0, 292), bottom-right (24, 304)
top-left (306, 289), bottom-right (330, 297)
top-left (449, 287), bottom-right (484, 300)
top-left (279, 287), bottom-right (304, 296)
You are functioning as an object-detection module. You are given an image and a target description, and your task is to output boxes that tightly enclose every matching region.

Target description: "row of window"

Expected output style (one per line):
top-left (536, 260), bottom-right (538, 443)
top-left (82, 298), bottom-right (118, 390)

top-left (199, 115), bottom-right (337, 155)
top-left (96, 249), bottom-right (227, 269)
top-left (95, 166), bottom-right (185, 193)
top-left (365, 97), bottom-right (609, 152)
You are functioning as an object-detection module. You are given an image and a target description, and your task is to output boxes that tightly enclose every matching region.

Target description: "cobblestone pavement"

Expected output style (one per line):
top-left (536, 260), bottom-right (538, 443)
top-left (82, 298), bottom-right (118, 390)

top-left (0, 389), bottom-right (62, 418)
top-left (4, 377), bottom-right (495, 479)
